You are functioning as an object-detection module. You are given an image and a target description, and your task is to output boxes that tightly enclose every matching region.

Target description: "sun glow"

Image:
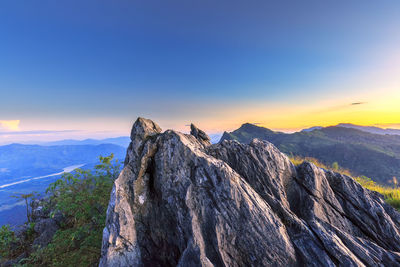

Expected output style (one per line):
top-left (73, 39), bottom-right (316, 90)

top-left (0, 120), bottom-right (20, 131)
top-left (177, 88), bottom-right (400, 134)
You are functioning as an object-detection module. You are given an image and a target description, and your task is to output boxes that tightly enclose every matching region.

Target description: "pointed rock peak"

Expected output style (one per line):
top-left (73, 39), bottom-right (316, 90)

top-left (239, 122), bottom-right (270, 131)
top-left (130, 117), bottom-right (162, 142)
top-left (190, 123), bottom-right (211, 144)
top-left (241, 122), bottom-right (256, 127)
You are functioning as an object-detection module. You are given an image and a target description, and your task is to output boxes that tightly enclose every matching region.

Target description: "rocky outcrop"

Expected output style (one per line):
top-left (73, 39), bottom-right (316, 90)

top-left (29, 199), bottom-right (62, 248)
top-left (1, 199), bottom-right (62, 267)
top-left (100, 118), bottom-right (400, 267)
top-left (30, 198), bottom-right (62, 248)
top-left (190, 123), bottom-right (211, 146)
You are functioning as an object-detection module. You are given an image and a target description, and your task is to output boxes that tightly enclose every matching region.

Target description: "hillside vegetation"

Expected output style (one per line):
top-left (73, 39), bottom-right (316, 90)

top-left (0, 154), bottom-right (120, 266)
top-left (221, 123), bottom-right (400, 185)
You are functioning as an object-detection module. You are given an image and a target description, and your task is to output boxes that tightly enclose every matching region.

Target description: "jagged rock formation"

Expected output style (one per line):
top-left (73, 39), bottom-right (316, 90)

top-left (190, 123), bottom-right (211, 146)
top-left (100, 118), bottom-right (400, 267)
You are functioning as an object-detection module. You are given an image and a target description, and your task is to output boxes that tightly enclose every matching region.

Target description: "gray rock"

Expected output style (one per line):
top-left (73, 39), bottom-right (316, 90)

top-left (1, 252), bottom-right (27, 267)
top-left (33, 218), bottom-right (59, 248)
top-left (14, 224), bottom-right (28, 241)
top-left (100, 118), bottom-right (400, 267)
top-left (190, 123), bottom-right (211, 146)
top-left (31, 199), bottom-right (47, 220)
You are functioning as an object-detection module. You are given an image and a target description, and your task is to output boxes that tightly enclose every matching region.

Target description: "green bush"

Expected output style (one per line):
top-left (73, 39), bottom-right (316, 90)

top-left (0, 224), bottom-right (18, 259)
top-left (332, 162), bottom-right (339, 171)
top-left (22, 154), bottom-right (120, 266)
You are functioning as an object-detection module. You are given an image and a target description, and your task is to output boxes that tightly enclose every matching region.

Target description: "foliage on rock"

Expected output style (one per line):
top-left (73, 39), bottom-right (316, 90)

top-left (0, 154), bottom-right (120, 267)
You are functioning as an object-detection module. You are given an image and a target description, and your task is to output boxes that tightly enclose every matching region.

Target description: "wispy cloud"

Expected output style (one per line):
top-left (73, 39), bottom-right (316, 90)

top-left (0, 120), bottom-right (20, 131)
top-left (0, 130), bottom-right (79, 136)
top-left (310, 101), bottom-right (368, 114)
top-left (373, 123), bottom-right (400, 129)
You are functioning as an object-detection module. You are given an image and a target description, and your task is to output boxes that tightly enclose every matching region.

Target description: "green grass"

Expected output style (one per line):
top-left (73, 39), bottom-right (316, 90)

top-left (289, 156), bottom-right (400, 211)
top-left (354, 176), bottom-right (400, 210)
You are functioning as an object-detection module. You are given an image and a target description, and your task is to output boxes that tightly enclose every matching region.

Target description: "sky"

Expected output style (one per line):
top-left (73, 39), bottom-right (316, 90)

top-left (0, 1), bottom-right (400, 144)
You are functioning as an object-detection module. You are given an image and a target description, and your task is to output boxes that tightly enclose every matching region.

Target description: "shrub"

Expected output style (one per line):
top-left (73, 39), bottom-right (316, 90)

top-left (0, 224), bottom-right (18, 260)
top-left (22, 154), bottom-right (120, 266)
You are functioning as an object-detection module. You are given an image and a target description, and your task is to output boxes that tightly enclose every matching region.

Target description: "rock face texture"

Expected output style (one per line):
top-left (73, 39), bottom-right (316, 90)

top-left (100, 118), bottom-right (400, 267)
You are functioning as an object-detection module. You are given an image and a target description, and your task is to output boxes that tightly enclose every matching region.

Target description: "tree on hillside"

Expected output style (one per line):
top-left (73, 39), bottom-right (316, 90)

top-left (332, 162), bottom-right (339, 171)
top-left (12, 192), bottom-right (37, 222)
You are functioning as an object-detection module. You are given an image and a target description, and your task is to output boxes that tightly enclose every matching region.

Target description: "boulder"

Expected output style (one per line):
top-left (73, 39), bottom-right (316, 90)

top-left (33, 218), bottom-right (59, 248)
top-left (190, 123), bottom-right (211, 146)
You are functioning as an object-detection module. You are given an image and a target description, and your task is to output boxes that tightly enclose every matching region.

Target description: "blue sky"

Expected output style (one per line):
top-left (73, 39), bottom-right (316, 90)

top-left (0, 1), bottom-right (399, 143)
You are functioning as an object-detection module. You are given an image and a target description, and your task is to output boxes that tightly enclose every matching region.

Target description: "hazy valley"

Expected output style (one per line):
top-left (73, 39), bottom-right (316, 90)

top-left (0, 141), bottom-right (127, 226)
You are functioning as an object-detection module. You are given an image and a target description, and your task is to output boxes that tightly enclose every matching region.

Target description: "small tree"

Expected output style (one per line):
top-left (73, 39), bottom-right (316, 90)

top-left (12, 193), bottom-right (36, 222)
top-left (332, 162), bottom-right (339, 171)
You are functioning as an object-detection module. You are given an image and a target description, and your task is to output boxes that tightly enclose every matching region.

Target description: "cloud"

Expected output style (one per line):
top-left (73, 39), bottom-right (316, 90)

top-left (310, 102), bottom-right (367, 115)
top-left (0, 120), bottom-right (20, 131)
top-left (373, 123), bottom-right (400, 129)
top-left (0, 130), bottom-right (79, 136)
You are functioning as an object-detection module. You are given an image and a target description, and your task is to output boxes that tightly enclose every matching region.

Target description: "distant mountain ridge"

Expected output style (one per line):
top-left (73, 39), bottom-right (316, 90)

top-left (302, 123), bottom-right (400, 136)
top-left (301, 126), bottom-right (323, 132)
top-left (220, 123), bottom-right (400, 185)
top-left (337, 123), bottom-right (400, 136)
top-left (32, 136), bottom-right (131, 147)
top-left (0, 143), bottom-right (126, 184)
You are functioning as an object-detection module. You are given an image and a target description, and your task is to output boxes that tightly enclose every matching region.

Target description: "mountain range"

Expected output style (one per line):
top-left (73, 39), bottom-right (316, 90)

top-left (13, 136), bottom-right (131, 147)
top-left (337, 123), bottom-right (400, 135)
top-left (302, 123), bottom-right (400, 136)
top-left (220, 123), bottom-right (400, 185)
